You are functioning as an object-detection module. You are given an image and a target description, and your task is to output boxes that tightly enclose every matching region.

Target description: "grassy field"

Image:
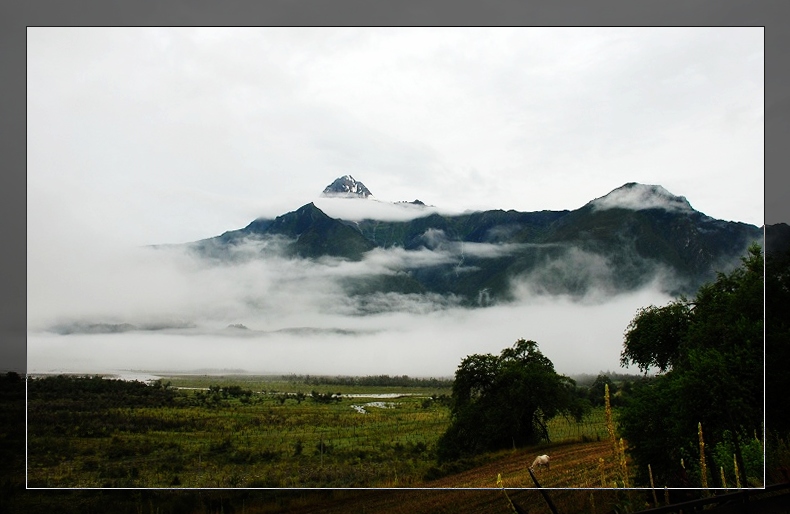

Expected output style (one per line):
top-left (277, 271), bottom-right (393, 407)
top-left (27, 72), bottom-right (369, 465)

top-left (26, 374), bottom-right (616, 489)
top-left (13, 372), bottom-right (790, 514)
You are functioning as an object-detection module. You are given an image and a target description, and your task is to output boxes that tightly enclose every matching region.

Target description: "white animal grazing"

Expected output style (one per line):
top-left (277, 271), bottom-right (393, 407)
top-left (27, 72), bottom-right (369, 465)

top-left (530, 454), bottom-right (550, 471)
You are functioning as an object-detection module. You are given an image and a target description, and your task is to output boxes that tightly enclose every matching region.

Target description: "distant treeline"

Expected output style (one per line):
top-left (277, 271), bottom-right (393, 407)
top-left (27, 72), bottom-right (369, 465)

top-left (283, 374), bottom-right (453, 388)
top-left (570, 371), bottom-right (648, 388)
top-left (27, 374), bottom-right (177, 408)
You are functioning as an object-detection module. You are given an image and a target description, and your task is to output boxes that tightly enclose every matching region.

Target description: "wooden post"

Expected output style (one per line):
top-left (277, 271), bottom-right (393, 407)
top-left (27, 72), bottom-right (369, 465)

top-left (527, 466), bottom-right (559, 514)
top-left (649, 464), bottom-right (658, 507)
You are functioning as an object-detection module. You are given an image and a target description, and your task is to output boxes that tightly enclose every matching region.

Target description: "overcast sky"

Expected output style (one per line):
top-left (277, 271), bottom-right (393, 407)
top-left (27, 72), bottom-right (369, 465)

top-left (28, 27), bottom-right (762, 246)
top-left (26, 27), bottom-right (763, 377)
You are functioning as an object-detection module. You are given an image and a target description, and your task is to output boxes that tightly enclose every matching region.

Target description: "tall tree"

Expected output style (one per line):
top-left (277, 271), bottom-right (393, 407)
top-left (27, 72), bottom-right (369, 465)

top-left (437, 339), bottom-right (588, 462)
top-left (589, 373), bottom-right (619, 407)
top-left (618, 244), bottom-right (764, 486)
top-left (620, 301), bottom-right (691, 373)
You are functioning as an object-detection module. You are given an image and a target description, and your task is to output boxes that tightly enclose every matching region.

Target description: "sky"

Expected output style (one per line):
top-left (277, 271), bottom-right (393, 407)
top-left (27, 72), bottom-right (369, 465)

top-left (26, 27), bottom-right (764, 378)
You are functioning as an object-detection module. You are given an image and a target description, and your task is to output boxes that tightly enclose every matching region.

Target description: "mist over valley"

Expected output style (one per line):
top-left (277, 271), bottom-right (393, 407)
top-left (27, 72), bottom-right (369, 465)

top-left (27, 180), bottom-right (762, 378)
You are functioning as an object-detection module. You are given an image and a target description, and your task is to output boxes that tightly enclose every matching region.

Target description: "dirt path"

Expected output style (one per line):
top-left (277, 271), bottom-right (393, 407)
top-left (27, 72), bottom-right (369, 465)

top-left (273, 440), bottom-right (628, 514)
top-left (422, 440), bottom-right (618, 489)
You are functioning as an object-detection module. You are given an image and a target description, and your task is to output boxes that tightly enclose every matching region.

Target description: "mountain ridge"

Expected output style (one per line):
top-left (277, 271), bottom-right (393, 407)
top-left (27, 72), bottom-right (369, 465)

top-left (184, 182), bottom-right (763, 305)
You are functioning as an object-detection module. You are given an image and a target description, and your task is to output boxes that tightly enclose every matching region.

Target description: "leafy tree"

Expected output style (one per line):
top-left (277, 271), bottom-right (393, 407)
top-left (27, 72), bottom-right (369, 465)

top-left (436, 339), bottom-right (589, 462)
top-left (589, 373), bottom-right (619, 407)
top-left (618, 244), bottom-right (764, 486)
top-left (620, 300), bottom-right (691, 373)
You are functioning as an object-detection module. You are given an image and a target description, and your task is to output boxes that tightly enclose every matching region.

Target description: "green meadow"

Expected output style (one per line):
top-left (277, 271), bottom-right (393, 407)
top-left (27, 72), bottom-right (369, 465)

top-left (26, 374), bottom-right (609, 488)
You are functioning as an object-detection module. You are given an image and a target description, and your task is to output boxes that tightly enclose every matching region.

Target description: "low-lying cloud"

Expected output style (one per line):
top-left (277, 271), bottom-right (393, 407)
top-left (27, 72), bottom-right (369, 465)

top-left (28, 232), bottom-right (678, 377)
top-left (589, 183), bottom-right (694, 214)
top-left (313, 197), bottom-right (453, 222)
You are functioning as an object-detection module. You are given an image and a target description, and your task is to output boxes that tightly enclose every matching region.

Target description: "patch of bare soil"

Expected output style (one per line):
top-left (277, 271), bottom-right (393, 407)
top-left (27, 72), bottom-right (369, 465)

top-left (423, 440), bottom-right (618, 489)
top-left (270, 440), bottom-right (629, 514)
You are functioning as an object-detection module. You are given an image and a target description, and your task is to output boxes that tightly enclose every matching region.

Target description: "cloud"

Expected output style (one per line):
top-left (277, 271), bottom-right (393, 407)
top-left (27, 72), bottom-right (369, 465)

top-left (358, 246), bottom-right (456, 271)
top-left (28, 218), bottom-right (689, 333)
top-left (504, 241), bottom-right (694, 307)
top-left (588, 183), bottom-right (695, 214)
top-left (27, 284), bottom-right (674, 377)
top-left (29, 232), bottom-right (471, 334)
top-left (510, 246), bottom-right (617, 300)
top-left (313, 197), bottom-right (445, 222)
top-left (27, 222), bottom-right (683, 378)
top-left (457, 242), bottom-right (529, 259)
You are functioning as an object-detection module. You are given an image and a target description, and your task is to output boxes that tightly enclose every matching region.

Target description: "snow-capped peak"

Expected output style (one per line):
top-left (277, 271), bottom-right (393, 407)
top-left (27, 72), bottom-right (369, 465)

top-left (588, 183), bottom-right (694, 213)
top-left (321, 175), bottom-right (374, 198)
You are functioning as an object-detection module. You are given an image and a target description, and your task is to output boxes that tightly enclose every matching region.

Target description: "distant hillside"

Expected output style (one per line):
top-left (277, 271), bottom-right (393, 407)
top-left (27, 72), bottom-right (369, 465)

top-left (190, 202), bottom-right (375, 261)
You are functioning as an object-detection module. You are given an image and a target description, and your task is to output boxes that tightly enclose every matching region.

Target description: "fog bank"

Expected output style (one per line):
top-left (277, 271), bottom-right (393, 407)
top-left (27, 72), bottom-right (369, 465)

top-left (28, 238), bottom-right (673, 377)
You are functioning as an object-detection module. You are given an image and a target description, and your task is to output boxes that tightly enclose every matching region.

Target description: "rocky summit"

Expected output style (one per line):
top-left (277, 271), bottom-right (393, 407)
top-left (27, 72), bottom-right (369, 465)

top-left (321, 175), bottom-right (373, 198)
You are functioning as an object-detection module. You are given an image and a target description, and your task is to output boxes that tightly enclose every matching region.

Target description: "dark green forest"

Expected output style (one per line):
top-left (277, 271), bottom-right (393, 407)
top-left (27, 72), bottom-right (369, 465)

top-left (618, 244), bottom-right (766, 487)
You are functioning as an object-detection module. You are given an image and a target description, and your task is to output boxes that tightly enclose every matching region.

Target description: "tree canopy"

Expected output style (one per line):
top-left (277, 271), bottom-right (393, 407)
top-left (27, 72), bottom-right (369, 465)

top-left (619, 300), bottom-right (691, 373)
top-left (436, 339), bottom-right (589, 462)
top-left (618, 244), bottom-right (764, 487)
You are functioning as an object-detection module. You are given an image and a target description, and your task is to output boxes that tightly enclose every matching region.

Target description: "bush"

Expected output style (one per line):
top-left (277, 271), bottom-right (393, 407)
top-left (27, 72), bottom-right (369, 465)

top-left (712, 430), bottom-right (764, 486)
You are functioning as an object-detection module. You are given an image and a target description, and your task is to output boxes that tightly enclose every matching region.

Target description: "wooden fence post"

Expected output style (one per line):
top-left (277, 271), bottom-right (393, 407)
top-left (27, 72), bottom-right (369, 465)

top-left (527, 466), bottom-right (559, 514)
